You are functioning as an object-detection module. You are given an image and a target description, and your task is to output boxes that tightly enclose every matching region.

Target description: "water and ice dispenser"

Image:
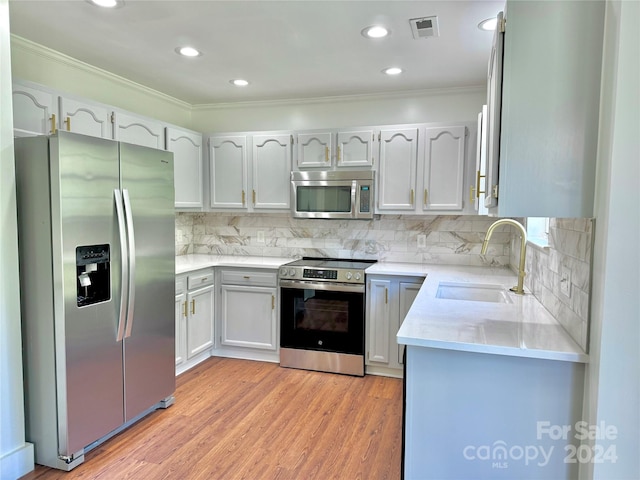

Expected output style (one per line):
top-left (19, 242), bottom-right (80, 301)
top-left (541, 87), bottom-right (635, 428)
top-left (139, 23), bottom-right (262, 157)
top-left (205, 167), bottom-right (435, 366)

top-left (76, 244), bottom-right (111, 307)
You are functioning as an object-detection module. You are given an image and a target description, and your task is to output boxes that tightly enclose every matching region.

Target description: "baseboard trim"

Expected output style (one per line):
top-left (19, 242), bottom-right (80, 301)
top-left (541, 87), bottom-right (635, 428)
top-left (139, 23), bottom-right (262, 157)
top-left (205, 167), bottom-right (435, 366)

top-left (0, 442), bottom-right (35, 480)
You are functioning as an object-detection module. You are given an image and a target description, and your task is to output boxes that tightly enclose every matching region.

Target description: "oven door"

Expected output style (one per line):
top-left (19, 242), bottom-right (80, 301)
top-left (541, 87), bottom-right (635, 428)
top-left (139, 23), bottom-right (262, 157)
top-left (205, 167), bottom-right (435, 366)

top-left (280, 280), bottom-right (364, 355)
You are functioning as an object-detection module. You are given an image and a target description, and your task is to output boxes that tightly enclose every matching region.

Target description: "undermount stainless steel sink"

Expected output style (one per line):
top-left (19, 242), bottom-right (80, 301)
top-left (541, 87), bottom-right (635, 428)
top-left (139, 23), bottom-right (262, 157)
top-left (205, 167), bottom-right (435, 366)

top-left (436, 282), bottom-right (513, 304)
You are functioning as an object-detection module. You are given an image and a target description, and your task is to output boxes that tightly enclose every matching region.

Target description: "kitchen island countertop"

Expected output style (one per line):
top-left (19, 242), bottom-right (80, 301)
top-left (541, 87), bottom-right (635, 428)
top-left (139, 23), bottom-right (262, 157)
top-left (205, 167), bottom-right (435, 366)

top-left (367, 262), bottom-right (588, 363)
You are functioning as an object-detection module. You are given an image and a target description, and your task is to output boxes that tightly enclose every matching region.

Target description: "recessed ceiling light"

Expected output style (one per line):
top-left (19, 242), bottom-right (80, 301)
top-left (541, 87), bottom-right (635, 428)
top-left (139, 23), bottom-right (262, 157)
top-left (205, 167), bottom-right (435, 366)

top-left (361, 25), bottom-right (390, 39)
top-left (87, 0), bottom-right (124, 8)
top-left (230, 79), bottom-right (249, 87)
top-left (175, 46), bottom-right (202, 57)
top-left (383, 67), bottom-right (403, 76)
top-left (478, 17), bottom-right (498, 32)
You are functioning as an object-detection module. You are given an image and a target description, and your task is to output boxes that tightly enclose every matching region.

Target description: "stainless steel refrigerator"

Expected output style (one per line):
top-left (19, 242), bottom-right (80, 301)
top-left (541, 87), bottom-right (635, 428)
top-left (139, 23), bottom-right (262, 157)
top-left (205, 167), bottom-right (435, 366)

top-left (14, 131), bottom-right (176, 471)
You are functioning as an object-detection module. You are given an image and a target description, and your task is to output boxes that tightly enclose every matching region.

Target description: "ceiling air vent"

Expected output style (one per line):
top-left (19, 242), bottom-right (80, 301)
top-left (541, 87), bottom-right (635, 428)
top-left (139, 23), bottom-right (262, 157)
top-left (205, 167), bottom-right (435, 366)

top-left (409, 16), bottom-right (439, 39)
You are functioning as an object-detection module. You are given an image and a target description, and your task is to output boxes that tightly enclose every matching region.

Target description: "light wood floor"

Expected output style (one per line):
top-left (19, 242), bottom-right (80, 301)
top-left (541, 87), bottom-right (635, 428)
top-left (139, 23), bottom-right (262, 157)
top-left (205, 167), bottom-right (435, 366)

top-left (21, 357), bottom-right (403, 480)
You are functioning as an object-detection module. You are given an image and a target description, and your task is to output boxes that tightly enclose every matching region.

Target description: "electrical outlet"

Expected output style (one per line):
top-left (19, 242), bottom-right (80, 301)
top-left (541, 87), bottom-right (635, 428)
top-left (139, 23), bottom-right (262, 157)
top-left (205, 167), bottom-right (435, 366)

top-left (417, 234), bottom-right (426, 249)
top-left (257, 230), bottom-right (265, 244)
top-left (560, 265), bottom-right (572, 298)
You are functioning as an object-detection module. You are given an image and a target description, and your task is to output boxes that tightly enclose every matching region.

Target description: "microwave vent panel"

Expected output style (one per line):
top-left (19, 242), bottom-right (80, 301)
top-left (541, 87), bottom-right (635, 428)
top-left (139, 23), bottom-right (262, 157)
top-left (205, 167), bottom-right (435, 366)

top-left (410, 16), bottom-right (439, 39)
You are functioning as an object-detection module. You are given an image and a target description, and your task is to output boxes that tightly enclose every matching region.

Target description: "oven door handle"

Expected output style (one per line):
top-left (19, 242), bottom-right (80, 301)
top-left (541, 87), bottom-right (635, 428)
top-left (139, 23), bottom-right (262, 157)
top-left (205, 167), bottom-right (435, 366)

top-left (280, 280), bottom-right (365, 294)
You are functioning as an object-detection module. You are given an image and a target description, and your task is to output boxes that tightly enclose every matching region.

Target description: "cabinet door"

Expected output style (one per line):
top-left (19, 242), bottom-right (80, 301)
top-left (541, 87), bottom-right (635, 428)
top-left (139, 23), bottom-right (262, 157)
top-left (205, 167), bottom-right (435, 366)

top-left (166, 127), bottom-right (203, 209)
top-left (186, 285), bottom-right (214, 359)
top-left (297, 132), bottom-right (332, 168)
top-left (422, 126), bottom-right (466, 211)
top-left (209, 136), bottom-right (248, 209)
top-left (220, 285), bottom-right (277, 350)
top-left (336, 130), bottom-right (374, 168)
top-left (114, 111), bottom-right (164, 149)
top-left (397, 282), bottom-right (421, 365)
top-left (252, 134), bottom-right (291, 210)
top-left (484, 11), bottom-right (504, 209)
top-left (473, 107), bottom-right (489, 214)
top-left (175, 292), bottom-right (186, 367)
top-left (367, 279), bottom-right (391, 364)
top-left (58, 97), bottom-right (112, 139)
top-left (377, 128), bottom-right (418, 211)
top-left (12, 84), bottom-right (56, 137)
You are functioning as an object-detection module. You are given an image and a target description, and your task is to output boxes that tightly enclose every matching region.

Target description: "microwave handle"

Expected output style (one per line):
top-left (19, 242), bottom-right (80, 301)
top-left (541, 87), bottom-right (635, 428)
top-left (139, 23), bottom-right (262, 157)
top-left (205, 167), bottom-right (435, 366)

top-left (351, 180), bottom-right (357, 215)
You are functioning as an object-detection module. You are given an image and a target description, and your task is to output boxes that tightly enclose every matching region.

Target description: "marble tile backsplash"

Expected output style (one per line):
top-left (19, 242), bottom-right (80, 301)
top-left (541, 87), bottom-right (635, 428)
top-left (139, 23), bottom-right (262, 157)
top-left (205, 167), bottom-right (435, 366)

top-left (176, 213), bottom-right (512, 267)
top-left (511, 218), bottom-right (594, 352)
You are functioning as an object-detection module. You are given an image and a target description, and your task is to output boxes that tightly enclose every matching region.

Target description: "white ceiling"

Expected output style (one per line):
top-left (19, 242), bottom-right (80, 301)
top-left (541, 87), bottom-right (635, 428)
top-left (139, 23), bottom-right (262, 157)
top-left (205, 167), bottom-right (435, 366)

top-left (8, 0), bottom-right (504, 105)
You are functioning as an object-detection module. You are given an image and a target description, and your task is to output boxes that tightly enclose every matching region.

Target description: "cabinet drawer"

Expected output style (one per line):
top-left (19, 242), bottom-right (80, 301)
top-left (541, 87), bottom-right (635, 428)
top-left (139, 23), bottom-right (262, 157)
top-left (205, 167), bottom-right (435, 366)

top-left (220, 269), bottom-right (277, 287)
top-left (187, 268), bottom-right (214, 289)
top-left (175, 275), bottom-right (186, 295)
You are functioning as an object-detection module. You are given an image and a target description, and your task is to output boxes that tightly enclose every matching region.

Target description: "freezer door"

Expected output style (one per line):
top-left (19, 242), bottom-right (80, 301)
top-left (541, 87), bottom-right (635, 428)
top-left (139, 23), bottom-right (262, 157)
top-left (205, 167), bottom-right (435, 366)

top-left (53, 132), bottom-right (125, 455)
top-left (119, 142), bottom-right (176, 421)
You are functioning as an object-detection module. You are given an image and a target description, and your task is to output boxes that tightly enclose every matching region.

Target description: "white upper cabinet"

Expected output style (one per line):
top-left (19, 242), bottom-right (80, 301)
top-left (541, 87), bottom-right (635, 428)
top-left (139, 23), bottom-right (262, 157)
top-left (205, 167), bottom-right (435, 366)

top-left (336, 130), bottom-right (375, 168)
top-left (377, 124), bottom-right (476, 215)
top-left (296, 132), bottom-right (332, 168)
top-left (377, 128), bottom-right (419, 211)
top-left (422, 125), bottom-right (466, 211)
top-left (58, 97), bottom-right (112, 139)
top-left (209, 135), bottom-right (248, 209)
top-left (209, 133), bottom-right (292, 212)
top-left (12, 83), bottom-right (56, 137)
top-left (113, 111), bottom-right (164, 149)
top-left (485, 1), bottom-right (605, 217)
top-left (252, 134), bottom-right (292, 210)
top-left (295, 130), bottom-right (376, 169)
top-left (166, 126), bottom-right (203, 209)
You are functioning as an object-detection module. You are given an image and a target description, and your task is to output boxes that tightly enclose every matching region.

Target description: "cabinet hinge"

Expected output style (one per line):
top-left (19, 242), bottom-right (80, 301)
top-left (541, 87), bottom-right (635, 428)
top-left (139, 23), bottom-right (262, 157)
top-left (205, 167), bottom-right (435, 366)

top-left (499, 17), bottom-right (506, 33)
top-left (492, 184), bottom-right (499, 198)
top-left (290, 134), bottom-right (293, 145)
top-left (378, 132), bottom-right (381, 141)
top-left (110, 112), bottom-right (116, 124)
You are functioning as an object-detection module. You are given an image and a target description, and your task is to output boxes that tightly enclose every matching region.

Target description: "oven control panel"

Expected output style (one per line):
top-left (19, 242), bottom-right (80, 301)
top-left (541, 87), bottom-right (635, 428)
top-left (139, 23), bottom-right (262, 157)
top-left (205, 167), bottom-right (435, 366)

top-left (303, 268), bottom-right (338, 280)
top-left (280, 266), bottom-right (365, 284)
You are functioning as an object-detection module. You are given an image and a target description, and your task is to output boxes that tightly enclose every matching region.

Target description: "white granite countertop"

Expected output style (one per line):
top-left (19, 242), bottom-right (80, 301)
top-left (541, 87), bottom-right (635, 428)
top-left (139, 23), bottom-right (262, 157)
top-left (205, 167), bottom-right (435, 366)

top-left (369, 262), bottom-right (588, 363)
top-left (176, 254), bottom-right (292, 274)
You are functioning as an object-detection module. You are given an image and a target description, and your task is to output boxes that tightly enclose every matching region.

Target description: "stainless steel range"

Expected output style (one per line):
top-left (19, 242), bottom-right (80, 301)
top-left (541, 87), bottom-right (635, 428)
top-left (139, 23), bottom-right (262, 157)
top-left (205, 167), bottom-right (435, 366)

top-left (279, 257), bottom-right (376, 376)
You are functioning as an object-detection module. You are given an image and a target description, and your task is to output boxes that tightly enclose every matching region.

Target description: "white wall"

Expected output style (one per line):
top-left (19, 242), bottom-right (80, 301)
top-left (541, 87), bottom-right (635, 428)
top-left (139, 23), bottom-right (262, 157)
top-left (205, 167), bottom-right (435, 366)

top-left (0, 1), bottom-right (34, 478)
top-left (192, 87), bottom-right (485, 132)
top-left (583, 1), bottom-right (640, 479)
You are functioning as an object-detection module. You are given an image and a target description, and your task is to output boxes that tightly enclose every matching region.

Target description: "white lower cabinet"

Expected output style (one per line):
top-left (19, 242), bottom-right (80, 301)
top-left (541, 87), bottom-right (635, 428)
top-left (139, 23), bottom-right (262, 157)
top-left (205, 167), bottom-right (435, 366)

top-left (218, 269), bottom-right (278, 353)
top-left (175, 269), bottom-right (214, 374)
top-left (366, 275), bottom-right (424, 374)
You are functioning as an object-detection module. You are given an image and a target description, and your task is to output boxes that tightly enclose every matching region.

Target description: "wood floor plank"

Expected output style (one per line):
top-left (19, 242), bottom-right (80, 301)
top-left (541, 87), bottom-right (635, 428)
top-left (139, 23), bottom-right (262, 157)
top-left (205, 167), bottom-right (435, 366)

top-left (20, 358), bottom-right (403, 480)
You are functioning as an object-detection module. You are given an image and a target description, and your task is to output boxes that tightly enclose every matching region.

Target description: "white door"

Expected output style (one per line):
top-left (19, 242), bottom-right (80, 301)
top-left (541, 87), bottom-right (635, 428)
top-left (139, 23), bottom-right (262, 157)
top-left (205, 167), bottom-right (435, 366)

top-left (58, 97), bottom-right (112, 139)
top-left (397, 282), bottom-right (421, 365)
top-left (297, 132), bottom-right (332, 168)
top-left (209, 136), bottom-right (248, 209)
top-left (12, 83), bottom-right (56, 137)
top-left (377, 128), bottom-right (418, 212)
top-left (175, 292), bottom-right (186, 367)
top-left (186, 285), bottom-right (214, 359)
top-left (114, 111), bottom-right (164, 148)
top-left (367, 279), bottom-right (391, 365)
top-left (422, 126), bottom-right (466, 211)
top-left (336, 130), bottom-right (375, 168)
top-left (220, 285), bottom-right (277, 350)
top-left (252, 134), bottom-right (291, 210)
top-left (484, 11), bottom-right (505, 209)
top-left (166, 127), bottom-right (203, 209)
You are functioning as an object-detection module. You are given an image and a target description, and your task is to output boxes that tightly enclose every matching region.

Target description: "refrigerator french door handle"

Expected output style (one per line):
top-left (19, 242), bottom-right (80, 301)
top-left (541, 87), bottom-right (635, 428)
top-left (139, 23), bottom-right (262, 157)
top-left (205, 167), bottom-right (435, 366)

top-left (114, 189), bottom-right (128, 342)
top-left (122, 189), bottom-right (136, 339)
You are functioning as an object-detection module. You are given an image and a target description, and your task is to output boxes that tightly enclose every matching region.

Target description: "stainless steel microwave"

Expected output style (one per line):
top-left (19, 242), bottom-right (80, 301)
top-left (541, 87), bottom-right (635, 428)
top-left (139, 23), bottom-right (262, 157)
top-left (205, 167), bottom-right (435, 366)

top-left (291, 170), bottom-right (375, 219)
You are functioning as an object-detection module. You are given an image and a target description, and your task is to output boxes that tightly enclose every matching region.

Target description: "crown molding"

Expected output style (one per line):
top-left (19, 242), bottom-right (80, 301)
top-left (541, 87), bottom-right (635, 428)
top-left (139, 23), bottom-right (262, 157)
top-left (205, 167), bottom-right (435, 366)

top-left (191, 85), bottom-right (485, 111)
top-left (10, 35), bottom-right (191, 110)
